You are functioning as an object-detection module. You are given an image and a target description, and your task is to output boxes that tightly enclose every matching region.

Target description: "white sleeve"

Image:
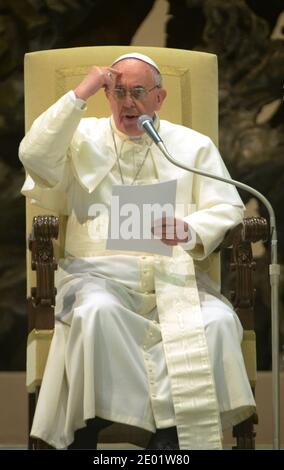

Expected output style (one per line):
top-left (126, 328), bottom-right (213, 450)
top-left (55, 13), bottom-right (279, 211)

top-left (19, 91), bottom-right (86, 188)
top-left (179, 227), bottom-right (201, 251)
top-left (69, 90), bottom-right (87, 110)
top-left (183, 138), bottom-right (244, 259)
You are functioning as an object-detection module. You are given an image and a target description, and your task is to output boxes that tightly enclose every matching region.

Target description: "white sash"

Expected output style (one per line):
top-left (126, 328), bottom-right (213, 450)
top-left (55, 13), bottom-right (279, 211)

top-left (154, 247), bottom-right (222, 449)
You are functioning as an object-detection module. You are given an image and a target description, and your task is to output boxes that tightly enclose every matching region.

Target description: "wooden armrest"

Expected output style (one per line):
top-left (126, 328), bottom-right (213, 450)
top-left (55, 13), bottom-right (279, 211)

top-left (217, 216), bottom-right (269, 251)
top-left (228, 216), bottom-right (269, 329)
top-left (28, 215), bottom-right (59, 332)
top-left (241, 216), bottom-right (269, 244)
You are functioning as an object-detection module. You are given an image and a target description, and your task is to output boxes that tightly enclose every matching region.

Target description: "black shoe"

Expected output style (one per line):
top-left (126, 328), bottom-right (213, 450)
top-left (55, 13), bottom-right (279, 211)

top-left (68, 424), bottom-right (98, 449)
top-left (147, 426), bottom-right (179, 450)
top-left (68, 417), bottom-right (113, 449)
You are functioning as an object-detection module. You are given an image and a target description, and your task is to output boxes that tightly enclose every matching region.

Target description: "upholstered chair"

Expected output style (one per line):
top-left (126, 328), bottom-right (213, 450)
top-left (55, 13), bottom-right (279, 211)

top-left (22, 46), bottom-right (268, 449)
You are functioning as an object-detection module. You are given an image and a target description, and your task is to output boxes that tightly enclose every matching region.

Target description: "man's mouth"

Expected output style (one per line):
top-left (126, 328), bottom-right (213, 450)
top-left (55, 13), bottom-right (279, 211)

top-left (122, 115), bottom-right (138, 121)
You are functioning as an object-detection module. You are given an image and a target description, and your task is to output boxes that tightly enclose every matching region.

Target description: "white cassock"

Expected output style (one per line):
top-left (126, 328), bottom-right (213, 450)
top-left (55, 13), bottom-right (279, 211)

top-left (19, 92), bottom-right (256, 449)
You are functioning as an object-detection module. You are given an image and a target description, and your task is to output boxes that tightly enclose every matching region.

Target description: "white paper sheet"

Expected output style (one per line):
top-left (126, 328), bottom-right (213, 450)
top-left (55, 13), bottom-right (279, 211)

top-left (107, 180), bottom-right (177, 256)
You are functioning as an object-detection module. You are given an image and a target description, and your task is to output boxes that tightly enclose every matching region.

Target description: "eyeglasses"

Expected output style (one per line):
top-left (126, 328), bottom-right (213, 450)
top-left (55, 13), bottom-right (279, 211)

top-left (110, 85), bottom-right (160, 101)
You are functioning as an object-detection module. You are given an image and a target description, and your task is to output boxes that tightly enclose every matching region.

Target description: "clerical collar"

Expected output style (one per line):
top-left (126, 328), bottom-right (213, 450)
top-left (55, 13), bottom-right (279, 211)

top-left (110, 114), bottom-right (160, 145)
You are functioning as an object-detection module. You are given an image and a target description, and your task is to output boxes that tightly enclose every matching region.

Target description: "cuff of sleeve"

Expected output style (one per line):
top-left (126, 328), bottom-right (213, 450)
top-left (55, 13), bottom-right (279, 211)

top-left (179, 228), bottom-right (201, 250)
top-left (69, 90), bottom-right (87, 110)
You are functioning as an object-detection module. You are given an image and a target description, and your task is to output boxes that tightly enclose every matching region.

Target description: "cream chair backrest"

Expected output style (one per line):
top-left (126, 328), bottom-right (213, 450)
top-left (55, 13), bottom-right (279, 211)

top-left (24, 45), bottom-right (219, 292)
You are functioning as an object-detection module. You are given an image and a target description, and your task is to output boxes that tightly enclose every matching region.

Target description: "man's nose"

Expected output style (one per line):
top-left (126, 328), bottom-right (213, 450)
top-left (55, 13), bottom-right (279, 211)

top-left (124, 93), bottom-right (135, 106)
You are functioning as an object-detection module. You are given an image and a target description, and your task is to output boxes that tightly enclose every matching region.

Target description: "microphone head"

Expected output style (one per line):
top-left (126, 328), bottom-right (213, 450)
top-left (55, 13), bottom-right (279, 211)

top-left (137, 114), bottom-right (152, 131)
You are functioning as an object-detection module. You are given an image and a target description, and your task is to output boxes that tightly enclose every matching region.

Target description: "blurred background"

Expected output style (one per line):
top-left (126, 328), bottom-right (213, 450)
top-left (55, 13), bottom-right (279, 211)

top-left (0, 0), bottom-right (283, 375)
top-left (1, 0), bottom-right (284, 449)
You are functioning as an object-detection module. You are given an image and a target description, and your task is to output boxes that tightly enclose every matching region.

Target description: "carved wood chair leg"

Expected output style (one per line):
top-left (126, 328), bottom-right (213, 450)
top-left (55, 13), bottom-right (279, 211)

top-left (232, 413), bottom-right (258, 449)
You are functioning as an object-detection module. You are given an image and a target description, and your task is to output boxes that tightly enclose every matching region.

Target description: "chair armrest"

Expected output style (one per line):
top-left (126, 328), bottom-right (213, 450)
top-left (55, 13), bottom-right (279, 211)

top-left (28, 215), bottom-right (59, 332)
top-left (227, 216), bottom-right (268, 329)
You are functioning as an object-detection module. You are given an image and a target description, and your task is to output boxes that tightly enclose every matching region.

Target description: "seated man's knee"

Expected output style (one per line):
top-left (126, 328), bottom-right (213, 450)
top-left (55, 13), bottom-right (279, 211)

top-left (203, 302), bottom-right (240, 336)
top-left (75, 291), bottom-right (119, 323)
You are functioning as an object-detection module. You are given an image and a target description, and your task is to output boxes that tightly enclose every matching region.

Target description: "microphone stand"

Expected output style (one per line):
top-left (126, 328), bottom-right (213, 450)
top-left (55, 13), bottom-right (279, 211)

top-left (155, 139), bottom-right (281, 449)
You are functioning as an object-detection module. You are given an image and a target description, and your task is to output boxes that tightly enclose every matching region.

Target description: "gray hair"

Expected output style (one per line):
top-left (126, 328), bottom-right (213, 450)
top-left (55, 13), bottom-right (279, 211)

top-left (151, 67), bottom-right (163, 87)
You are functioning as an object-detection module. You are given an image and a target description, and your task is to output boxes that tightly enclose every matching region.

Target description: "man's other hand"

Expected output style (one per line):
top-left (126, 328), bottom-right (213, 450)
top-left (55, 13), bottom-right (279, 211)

top-left (151, 217), bottom-right (190, 246)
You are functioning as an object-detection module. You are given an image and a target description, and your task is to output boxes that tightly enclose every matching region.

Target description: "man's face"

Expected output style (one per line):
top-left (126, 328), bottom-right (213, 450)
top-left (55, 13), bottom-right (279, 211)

top-left (105, 59), bottom-right (166, 136)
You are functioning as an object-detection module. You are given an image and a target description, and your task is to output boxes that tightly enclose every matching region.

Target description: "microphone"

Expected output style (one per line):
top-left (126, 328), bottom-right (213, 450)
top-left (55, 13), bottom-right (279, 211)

top-left (137, 115), bottom-right (280, 449)
top-left (137, 114), bottom-right (162, 144)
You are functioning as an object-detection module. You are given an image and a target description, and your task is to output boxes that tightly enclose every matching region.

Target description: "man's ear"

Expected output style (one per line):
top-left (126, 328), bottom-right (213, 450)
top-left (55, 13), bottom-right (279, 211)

top-left (156, 88), bottom-right (167, 110)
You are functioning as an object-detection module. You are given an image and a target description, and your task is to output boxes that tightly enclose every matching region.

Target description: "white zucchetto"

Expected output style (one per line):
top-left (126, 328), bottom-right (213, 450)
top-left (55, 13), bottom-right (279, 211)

top-left (111, 52), bottom-right (160, 73)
